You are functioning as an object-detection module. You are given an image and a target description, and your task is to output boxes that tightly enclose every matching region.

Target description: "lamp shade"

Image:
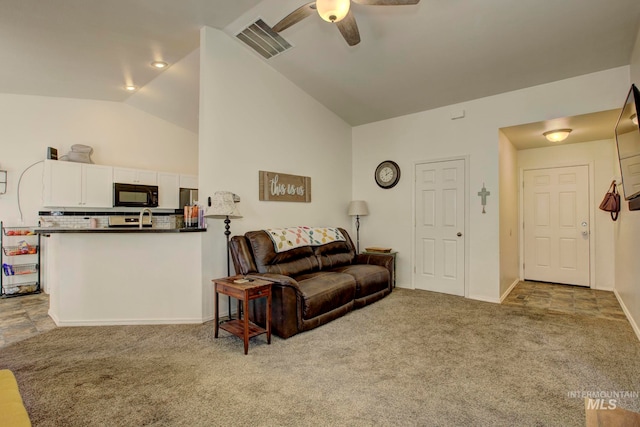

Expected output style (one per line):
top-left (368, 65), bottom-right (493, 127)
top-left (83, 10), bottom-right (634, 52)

top-left (205, 191), bottom-right (242, 219)
top-left (347, 200), bottom-right (369, 216)
top-left (316, 0), bottom-right (350, 23)
top-left (543, 129), bottom-right (572, 142)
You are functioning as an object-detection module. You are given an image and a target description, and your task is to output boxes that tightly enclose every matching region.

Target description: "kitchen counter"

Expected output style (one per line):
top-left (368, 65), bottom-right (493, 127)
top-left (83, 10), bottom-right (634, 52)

top-left (36, 227), bottom-right (206, 234)
top-left (40, 229), bottom-right (204, 326)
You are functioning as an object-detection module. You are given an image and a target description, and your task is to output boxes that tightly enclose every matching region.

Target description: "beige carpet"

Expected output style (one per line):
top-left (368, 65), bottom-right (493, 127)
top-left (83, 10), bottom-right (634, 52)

top-left (1, 289), bottom-right (639, 426)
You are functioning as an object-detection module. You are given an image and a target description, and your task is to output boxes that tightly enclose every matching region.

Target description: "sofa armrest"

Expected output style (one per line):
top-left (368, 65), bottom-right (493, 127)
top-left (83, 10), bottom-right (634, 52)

top-left (354, 253), bottom-right (395, 290)
top-left (246, 273), bottom-right (301, 293)
top-left (246, 273), bottom-right (302, 338)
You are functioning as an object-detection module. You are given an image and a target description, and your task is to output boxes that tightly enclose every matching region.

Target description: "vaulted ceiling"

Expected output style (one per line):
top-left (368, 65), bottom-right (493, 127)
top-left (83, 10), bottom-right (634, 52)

top-left (2, 0), bottom-right (640, 141)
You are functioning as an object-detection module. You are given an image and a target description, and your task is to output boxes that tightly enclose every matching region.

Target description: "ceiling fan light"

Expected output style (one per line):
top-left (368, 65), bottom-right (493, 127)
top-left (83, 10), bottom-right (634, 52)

top-left (316, 0), bottom-right (350, 23)
top-left (543, 128), bottom-right (572, 142)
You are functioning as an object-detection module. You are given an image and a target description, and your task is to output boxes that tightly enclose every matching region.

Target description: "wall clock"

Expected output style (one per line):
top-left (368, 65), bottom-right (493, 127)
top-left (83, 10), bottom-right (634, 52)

top-left (375, 160), bottom-right (401, 189)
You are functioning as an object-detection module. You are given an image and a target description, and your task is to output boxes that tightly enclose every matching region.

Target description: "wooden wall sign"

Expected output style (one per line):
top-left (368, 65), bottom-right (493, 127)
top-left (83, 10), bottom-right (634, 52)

top-left (259, 171), bottom-right (311, 202)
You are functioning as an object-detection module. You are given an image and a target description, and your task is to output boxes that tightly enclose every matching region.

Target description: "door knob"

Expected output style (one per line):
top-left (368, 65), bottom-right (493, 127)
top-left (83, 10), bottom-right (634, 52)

top-left (457, 232), bottom-right (462, 237)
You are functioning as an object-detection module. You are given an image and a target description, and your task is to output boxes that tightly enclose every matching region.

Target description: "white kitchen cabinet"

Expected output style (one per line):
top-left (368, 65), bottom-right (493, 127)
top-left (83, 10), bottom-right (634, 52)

top-left (44, 160), bottom-right (81, 207)
top-left (179, 174), bottom-right (198, 189)
top-left (158, 172), bottom-right (179, 209)
top-left (113, 167), bottom-right (157, 185)
top-left (83, 165), bottom-right (114, 207)
top-left (43, 160), bottom-right (113, 208)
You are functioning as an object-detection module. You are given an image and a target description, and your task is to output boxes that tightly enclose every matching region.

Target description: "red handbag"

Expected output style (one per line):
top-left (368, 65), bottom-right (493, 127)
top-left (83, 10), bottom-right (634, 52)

top-left (599, 180), bottom-right (620, 221)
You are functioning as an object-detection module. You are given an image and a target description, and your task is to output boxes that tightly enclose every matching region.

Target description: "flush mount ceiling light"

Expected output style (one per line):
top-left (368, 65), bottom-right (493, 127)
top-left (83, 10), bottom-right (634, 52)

top-left (124, 85), bottom-right (137, 92)
top-left (151, 61), bottom-right (168, 69)
top-left (632, 114), bottom-right (639, 125)
top-left (543, 128), bottom-right (572, 142)
top-left (316, 0), bottom-right (351, 23)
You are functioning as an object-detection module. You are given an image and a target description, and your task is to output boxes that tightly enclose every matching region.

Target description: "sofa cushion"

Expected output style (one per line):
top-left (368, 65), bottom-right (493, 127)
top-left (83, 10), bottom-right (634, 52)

top-left (245, 230), bottom-right (319, 276)
top-left (314, 240), bottom-right (355, 269)
top-left (331, 264), bottom-right (390, 298)
top-left (295, 271), bottom-right (356, 319)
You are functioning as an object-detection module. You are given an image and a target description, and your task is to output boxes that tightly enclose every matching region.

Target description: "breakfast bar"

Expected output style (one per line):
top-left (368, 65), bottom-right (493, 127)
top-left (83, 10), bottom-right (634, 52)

top-left (37, 227), bottom-right (206, 326)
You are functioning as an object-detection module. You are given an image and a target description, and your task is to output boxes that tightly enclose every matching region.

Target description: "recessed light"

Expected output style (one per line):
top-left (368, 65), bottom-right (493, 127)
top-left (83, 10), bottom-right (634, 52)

top-left (151, 61), bottom-right (168, 69)
top-left (124, 85), bottom-right (137, 92)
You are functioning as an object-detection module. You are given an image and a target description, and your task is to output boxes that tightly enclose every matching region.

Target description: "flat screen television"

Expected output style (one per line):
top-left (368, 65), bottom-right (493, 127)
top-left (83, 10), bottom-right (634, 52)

top-left (614, 83), bottom-right (640, 205)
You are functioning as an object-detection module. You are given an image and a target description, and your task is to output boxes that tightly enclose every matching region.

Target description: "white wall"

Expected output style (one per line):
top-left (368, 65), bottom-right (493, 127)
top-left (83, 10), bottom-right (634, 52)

top-left (518, 139), bottom-right (617, 291)
top-left (498, 131), bottom-right (520, 298)
top-left (0, 94), bottom-right (198, 226)
top-left (125, 48), bottom-right (200, 134)
top-left (614, 26), bottom-right (640, 339)
top-left (198, 27), bottom-right (353, 319)
top-left (353, 66), bottom-right (629, 301)
top-left (630, 24), bottom-right (640, 86)
top-left (614, 194), bottom-right (640, 338)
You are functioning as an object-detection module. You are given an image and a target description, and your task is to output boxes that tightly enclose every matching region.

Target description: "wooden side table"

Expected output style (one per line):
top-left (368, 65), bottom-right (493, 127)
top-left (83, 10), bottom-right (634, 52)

top-left (212, 275), bottom-right (272, 355)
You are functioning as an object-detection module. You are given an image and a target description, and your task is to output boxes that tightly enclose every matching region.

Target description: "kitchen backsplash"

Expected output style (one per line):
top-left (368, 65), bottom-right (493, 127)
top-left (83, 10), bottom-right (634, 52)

top-left (39, 211), bottom-right (184, 229)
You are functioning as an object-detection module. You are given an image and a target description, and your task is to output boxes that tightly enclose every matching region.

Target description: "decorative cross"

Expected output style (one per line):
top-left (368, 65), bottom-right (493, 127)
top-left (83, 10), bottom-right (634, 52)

top-left (478, 183), bottom-right (490, 214)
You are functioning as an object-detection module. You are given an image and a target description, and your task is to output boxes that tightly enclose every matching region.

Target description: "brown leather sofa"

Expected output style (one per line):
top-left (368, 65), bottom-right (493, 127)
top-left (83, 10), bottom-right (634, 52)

top-left (229, 228), bottom-right (394, 338)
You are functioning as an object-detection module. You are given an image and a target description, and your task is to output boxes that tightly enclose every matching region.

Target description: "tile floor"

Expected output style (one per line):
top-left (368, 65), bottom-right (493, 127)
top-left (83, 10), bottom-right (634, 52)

top-left (502, 281), bottom-right (628, 321)
top-left (0, 292), bottom-right (56, 348)
top-left (0, 282), bottom-right (629, 349)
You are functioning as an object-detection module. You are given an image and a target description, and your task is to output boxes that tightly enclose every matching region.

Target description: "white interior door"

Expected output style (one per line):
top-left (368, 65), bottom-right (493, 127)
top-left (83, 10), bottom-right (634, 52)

top-left (414, 159), bottom-right (465, 296)
top-left (523, 166), bottom-right (590, 286)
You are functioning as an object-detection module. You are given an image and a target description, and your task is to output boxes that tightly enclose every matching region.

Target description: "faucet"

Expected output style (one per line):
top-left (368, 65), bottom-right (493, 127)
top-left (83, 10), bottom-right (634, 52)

top-left (139, 208), bottom-right (153, 229)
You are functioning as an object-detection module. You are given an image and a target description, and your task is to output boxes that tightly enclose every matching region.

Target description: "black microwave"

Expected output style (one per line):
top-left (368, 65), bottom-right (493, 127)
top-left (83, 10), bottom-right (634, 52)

top-left (113, 183), bottom-right (158, 207)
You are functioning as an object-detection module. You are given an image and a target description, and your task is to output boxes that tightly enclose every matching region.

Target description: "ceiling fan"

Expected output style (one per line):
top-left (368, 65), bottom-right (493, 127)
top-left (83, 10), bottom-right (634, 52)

top-left (272, 0), bottom-right (420, 47)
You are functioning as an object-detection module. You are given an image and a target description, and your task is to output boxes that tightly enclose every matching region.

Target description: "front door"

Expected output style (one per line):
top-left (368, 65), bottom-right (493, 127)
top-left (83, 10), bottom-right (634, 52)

top-left (523, 166), bottom-right (590, 286)
top-left (414, 159), bottom-right (465, 296)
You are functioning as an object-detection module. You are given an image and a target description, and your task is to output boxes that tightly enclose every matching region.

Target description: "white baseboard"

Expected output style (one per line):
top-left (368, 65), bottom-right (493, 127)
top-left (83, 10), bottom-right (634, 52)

top-left (48, 310), bottom-right (59, 326)
top-left (468, 294), bottom-right (500, 304)
top-left (614, 289), bottom-right (640, 343)
top-left (53, 317), bottom-right (205, 327)
top-left (500, 278), bottom-right (521, 303)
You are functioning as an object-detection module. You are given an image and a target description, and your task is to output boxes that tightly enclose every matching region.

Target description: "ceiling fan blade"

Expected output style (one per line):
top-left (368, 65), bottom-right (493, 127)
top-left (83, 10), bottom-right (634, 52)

top-left (336, 10), bottom-right (361, 46)
top-left (272, 2), bottom-right (317, 33)
top-left (352, 0), bottom-right (420, 5)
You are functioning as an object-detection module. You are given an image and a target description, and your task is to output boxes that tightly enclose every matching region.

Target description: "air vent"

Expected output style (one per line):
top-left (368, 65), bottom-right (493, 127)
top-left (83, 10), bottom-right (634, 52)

top-left (236, 19), bottom-right (292, 60)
